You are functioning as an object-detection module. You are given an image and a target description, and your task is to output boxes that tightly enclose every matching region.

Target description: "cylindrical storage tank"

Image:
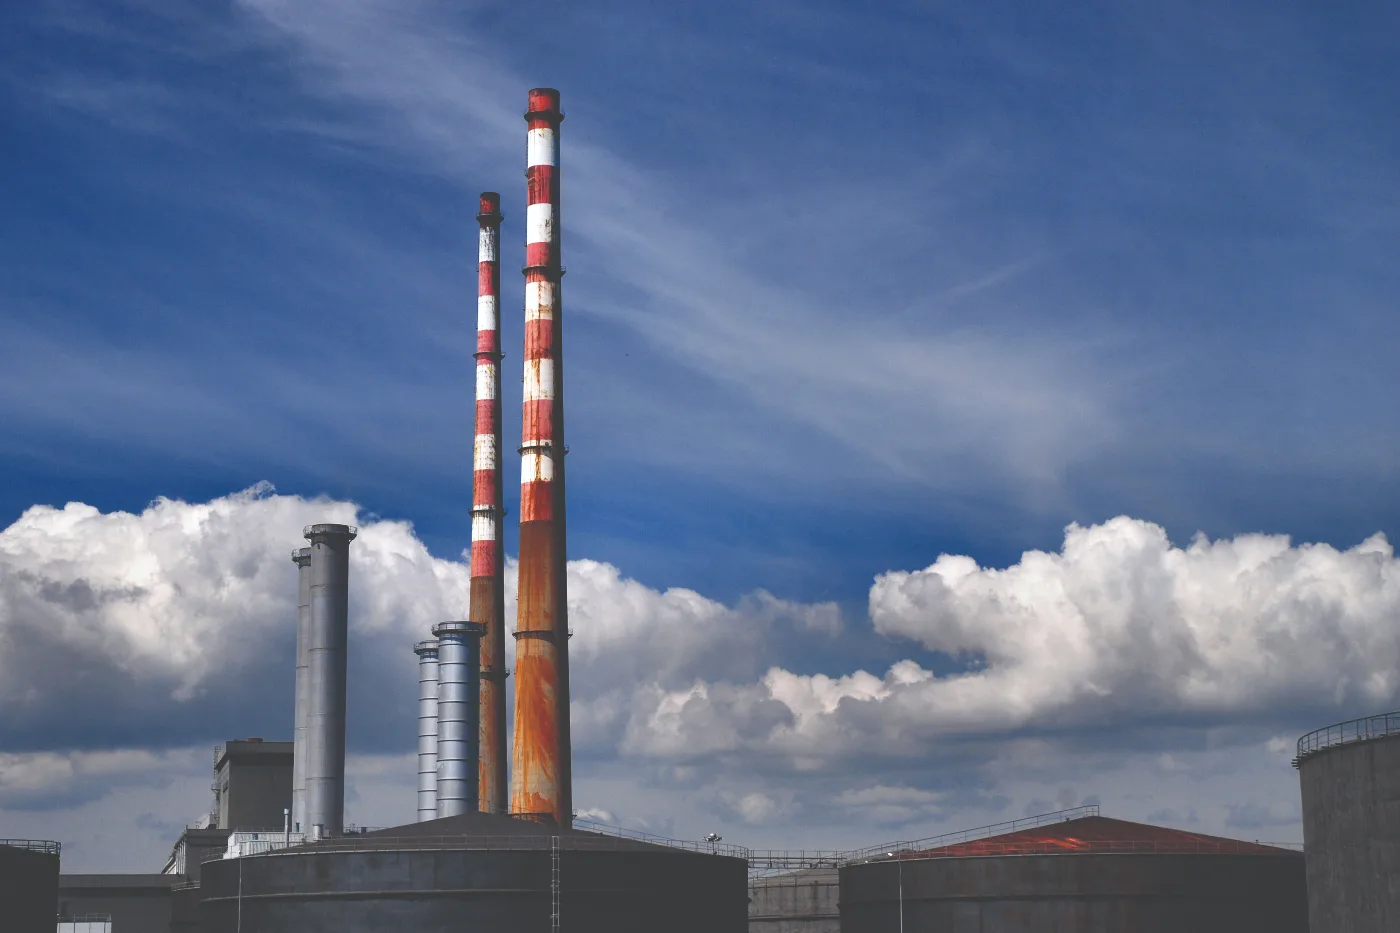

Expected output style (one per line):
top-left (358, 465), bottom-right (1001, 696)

top-left (840, 850), bottom-right (1307, 932)
top-left (433, 620), bottom-right (485, 818)
top-left (749, 867), bottom-right (839, 932)
top-left (196, 824), bottom-right (747, 932)
top-left (1296, 713), bottom-right (1400, 933)
top-left (1, 839), bottom-right (60, 933)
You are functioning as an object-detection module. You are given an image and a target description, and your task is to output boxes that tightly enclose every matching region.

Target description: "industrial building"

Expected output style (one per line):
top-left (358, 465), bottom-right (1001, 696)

top-left (838, 809), bottom-right (1306, 932)
top-left (3, 838), bottom-right (59, 933)
top-left (1296, 710), bottom-right (1400, 933)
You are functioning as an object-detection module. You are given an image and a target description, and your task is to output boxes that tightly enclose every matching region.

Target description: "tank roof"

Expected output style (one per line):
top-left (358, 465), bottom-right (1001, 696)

top-left (303, 810), bottom-right (706, 855)
top-left (900, 816), bottom-right (1299, 858)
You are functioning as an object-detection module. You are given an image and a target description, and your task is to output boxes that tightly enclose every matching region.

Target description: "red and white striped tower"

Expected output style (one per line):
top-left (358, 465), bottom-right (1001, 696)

top-left (511, 87), bottom-right (572, 828)
top-left (472, 192), bottom-right (509, 815)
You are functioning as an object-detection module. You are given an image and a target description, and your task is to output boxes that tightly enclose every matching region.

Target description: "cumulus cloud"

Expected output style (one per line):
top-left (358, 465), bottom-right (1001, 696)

top-left (617, 517), bottom-right (1400, 763)
top-left (0, 484), bottom-right (836, 756)
top-left (4, 498), bottom-right (1383, 860)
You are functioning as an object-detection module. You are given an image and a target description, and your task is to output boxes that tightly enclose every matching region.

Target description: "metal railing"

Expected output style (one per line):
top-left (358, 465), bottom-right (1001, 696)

top-left (845, 806), bottom-right (1100, 861)
top-left (573, 819), bottom-right (750, 858)
top-left (848, 838), bottom-right (1303, 860)
top-left (1, 838), bottom-right (60, 854)
top-left (1295, 711), bottom-right (1400, 766)
top-left (208, 829), bottom-right (750, 861)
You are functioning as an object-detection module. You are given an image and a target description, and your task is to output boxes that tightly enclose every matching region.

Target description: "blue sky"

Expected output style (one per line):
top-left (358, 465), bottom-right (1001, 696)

top-left (3, 0), bottom-right (1400, 868)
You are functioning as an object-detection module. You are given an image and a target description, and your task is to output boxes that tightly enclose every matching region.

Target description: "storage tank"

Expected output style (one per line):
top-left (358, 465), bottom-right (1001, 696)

top-left (1295, 711), bottom-right (1400, 933)
top-left (1, 839), bottom-right (60, 933)
top-left (749, 866), bottom-right (839, 932)
top-left (198, 810), bottom-right (747, 932)
top-left (839, 815), bottom-right (1306, 932)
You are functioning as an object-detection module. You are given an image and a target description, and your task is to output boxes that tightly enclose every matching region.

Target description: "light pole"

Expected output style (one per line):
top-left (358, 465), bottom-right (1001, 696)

top-left (886, 852), bottom-right (904, 933)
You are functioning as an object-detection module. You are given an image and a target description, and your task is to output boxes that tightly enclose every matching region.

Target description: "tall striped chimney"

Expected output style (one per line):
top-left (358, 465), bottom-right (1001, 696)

top-left (413, 639), bottom-right (439, 822)
top-left (290, 547), bottom-right (312, 833)
top-left (433, 620), bottom-right (485, 817)
top-left (473, 192), bottom-right (509, 815)
top-left (511, 87), bottom-right (573, 828)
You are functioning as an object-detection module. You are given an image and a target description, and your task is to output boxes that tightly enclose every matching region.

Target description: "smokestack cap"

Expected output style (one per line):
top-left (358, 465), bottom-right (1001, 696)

top-left (525, 88), bottom-right (563, 122)
top-left (432, 620), bottom-right (487, 639)
top-left (291, 547), bottom-right (312, 566)
top-left (478, 192), bottom-right (503, 222)
top-left (303, 523), bottom-right (359, 542)
top-left (414, 639), bottom-right (440, 657)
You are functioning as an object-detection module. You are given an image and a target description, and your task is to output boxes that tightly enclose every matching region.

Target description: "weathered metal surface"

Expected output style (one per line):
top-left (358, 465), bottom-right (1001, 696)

top-left (839, 851), bottom-right (1307, 932)
top-left (198, 844), bottom-right (748, 933)
top-left (512, 521), bottom-right (562, 821)
top-left (511, 87), bottom-right (572, 829)
top-left (472, 191), bottom-right (509, 816)
top-left (290, 547), bottom-right (312, 834)
top-left (303, 523), bottom-right (357, 838)
top-left (474, 575), bottom-right (507, 814)
top-left (1299, 728), bottom-right (1400, 933)
top-left (432, 621), bottom-right (485, 817)
top-left (413, 639), bottom-right (439, 822)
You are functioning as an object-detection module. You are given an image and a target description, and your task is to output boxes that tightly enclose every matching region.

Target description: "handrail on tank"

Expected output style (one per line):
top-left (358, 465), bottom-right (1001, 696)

top-left (203, 831), bottom-right (751, 861)
top-left (851, 838), bottom-right (1303, 860)
top-left (844, 805), bottom-right (1100, 861)
top-left (1294, 710), bottom-right (1400, 767)
top-left (0, 838), bottom-right (61, 854)
top-left (572, 818), bottom-right (751, 858)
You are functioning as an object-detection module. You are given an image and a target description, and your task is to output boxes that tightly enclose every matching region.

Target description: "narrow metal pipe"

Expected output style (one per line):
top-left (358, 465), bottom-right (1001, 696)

top-left (511, 86), bottom-right (573, 829)
top-left (433, 620), bottom-right (485, 818)
top-left (414, 638), bottom-right (440, 822)
top-left (290, 547), bottom-right (312, 834)
top-left (304, 522), bottom-right (357, 837)
top-left (472, 191), bottom-right (509, 815)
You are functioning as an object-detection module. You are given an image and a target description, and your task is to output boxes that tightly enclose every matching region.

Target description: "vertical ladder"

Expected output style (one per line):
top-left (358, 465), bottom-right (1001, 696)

top-left (551, 835), bottom-right (561, 932)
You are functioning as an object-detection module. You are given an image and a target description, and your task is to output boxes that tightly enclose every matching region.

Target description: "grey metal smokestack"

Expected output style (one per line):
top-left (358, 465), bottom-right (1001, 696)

top-left (290, 547), bottom-right (313, 833)
top-left (413, 638), bottom-right (440, 822)
top-left (432, 620), bottom-right (484, 818)
top-left (303, 523), bottom-right (357, 837)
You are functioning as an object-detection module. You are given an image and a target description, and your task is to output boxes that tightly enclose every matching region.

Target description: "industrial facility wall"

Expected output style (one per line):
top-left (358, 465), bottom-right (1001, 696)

top-left (749, 868), bottom-right (839, 933)
top-left (219, 756), bottom-right (294, 831)
top-left (839, 852), bottom-right (1307, 933)
top-left (58, 875), bottom-right (177, 933)
top-left (1300, 733), bottom-right (1400, 933)
top-left (200, 847), bottom-right (748, 933)
top-left (1, 846), bottom-right (59, 933)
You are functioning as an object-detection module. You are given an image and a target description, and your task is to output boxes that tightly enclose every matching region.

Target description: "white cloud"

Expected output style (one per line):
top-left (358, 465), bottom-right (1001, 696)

top-left (3, 494), bottom-right (1375, 863)
top-left (0, 485), bottom-right (831, 755)
top-left (607, 517), bottom-right (1400, 799)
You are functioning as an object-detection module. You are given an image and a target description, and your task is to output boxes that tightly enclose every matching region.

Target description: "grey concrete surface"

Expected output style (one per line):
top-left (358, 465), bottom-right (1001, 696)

top-left (1300, 731), bottom-right (1400, 933)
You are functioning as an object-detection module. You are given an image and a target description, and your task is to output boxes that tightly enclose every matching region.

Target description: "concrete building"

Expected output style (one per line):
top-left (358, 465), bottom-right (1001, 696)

top-left (1, 839), bottom-right (59, 933)
top-left (58, 875), bottom-right (182, 933)
top-left (161, 827), bottom-right (231, 885)
top-left (214, 738), bottom-right (293, 831)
